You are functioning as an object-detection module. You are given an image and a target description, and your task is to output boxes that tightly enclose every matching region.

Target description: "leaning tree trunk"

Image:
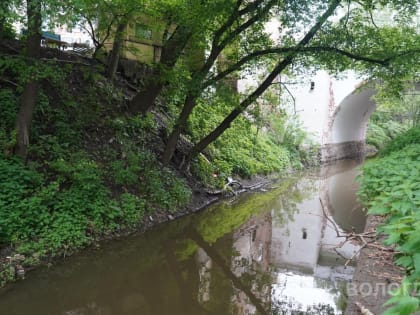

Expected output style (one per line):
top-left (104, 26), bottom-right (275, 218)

top-left (158, 0), bottom-right (276, 165)
top-left (184, 0), bottom-right (342, 165)
top-left (106, 22), bottom-right (126, 80)
top-left (0, 2), bottom-right (7, 39)
top-left (128, 26), bottom-right (191, 115)
top-left (161, 94), bottom-right (196, 165)
top-left (15, 0), bottom-right (42, 160)
top-left (0, 19), bottom-right (5, 40)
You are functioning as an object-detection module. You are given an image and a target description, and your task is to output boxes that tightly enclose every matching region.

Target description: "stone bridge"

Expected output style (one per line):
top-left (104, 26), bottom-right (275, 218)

top-left (290, 71), bottom-right (377, 163)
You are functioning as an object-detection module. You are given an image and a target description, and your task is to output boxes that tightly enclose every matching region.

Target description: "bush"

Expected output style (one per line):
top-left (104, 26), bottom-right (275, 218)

top-left (380, 126), bottom-right (420, 156)
top-left (358, 144), bottom-right (420, 315)
top-left (110, 146), bottom-right (191, 211)
top-left (0, 154), bottom-right (149, 257)
top-left (366, 111), bottom-right (409, 151)
top-left (188, 97), bottom-right (291, 183)
top-left (366, 121), bottom-right (392, 149)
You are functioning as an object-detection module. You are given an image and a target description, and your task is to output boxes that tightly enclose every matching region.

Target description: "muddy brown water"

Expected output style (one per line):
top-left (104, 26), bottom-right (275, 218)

top-left (0, 159), bottom-right (366, 315)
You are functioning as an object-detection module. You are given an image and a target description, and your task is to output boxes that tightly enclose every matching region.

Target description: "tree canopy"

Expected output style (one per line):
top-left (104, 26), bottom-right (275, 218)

top-left (3, 0), bottom-right (419, 162)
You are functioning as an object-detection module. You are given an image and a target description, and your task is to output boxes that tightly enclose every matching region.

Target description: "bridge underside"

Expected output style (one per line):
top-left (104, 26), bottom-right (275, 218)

top-left (321, 86), bottom-right (377, 163)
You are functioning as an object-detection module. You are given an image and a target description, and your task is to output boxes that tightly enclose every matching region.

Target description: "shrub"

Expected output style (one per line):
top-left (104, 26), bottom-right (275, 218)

top-left (0, 154), bottom-right (147, 257)
top-left (380, 126), bottom-right (420, 156)
top-left (110, 146), bottom-right (191, 211)
top-left (358, 144), bottom-right (420, 315)
top-left (188, 97), bottom-right (292, 182)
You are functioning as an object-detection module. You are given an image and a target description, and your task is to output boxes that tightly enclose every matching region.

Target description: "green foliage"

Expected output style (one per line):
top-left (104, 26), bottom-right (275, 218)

top-left (191, 154), bottom-right (225, 188)
top-left (110, 112), bottom-right (157, 145)
top-left (111, 146), bottom-right (191, 212)
top-left (0, 20), bottom-right (16, 40)
top-left (0, 88), bottom-right (19, 155)
top-left (0, 59), bottom-right (192, 281)
top-left (1, 155), bottom-right (113, 255)
top-left (0, 57), bottom-right (68, 87)
top-left (380, 125), bottom-right (420, 156)
top-left (119, 193), bottom-right (146, 227)
top-left (267, 113), bottom-right (316, 168)
top-left (188, 96), bottom-right (291, 183)
top-left (366, 120), bottom-right (392, 149)
top-left (366, 111), bottom-right (408, 150)
top-left (0, 151), bottom-right (154, 259)
top-left (268, 114), bottom-right (307, 148)
top-left (358, 144), bottom-right (420, 314)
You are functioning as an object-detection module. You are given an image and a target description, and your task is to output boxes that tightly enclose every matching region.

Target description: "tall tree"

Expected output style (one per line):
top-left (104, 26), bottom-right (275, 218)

top-left (106, 20), bottom-right (128, 80)
top-left (159, 0), bottom-right (419, 166)
top-left (184, 0), bottom-right (342, 165)
top-left (161, 0), bottom-right (278, 165)
top-left (127, 24), bottom-right (192, 114)
top-left (127, 0), bottom-right (234, 114)
top-left (14, 0), bottom-right (42, 159)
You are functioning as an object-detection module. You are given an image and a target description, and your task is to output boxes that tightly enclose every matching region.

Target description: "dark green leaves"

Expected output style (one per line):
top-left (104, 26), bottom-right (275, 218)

top-left (358, 140), bottom-right (420, 314)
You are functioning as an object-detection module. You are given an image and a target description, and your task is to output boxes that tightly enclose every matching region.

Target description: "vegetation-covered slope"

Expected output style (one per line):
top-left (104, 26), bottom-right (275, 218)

top-left (0, 42), bottom-right (305, 285)
top-left (1, 0), bottom-right (419, 291)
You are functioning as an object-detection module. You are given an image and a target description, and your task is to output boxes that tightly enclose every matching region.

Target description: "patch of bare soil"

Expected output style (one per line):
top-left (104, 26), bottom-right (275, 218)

top-left (345, 215), bottom-right (403, 315)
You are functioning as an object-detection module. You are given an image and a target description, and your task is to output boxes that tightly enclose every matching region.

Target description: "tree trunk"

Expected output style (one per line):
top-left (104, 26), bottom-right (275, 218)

top-left (158, 1), bottom-right (277, 165)
top-left (15, 0), bottom-right (42, 160)
top-left (184, 0), bottom-right (341, 164)
top-left (161, 94), bottom-right (196, 165)
top-left (0, 23), bottom-right (4, 40)
top-left (128, 26), bottom-right (192, 114)
top-left (106, 22), bottom-right (127, 80)
top-left (0, 2), bottom-right (7, 39)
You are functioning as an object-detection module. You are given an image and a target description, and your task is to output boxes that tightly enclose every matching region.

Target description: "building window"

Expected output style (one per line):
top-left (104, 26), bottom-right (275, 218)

top-left (135, 24), bottom-right (152, 40)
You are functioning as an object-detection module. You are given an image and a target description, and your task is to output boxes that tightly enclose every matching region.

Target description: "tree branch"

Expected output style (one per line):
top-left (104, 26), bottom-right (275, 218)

top-left (204, 45), bottom-right (390, 88)
top-left (185, 0), bottom-right (342, 162)
top-left (212, 0), bottom-right (243, 47)
top-left (217, 0), bottom-right (276, 51)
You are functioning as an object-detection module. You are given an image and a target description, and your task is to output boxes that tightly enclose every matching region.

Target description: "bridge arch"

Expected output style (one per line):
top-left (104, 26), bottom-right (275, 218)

top-left (321, 86), bottom-right (377, 162)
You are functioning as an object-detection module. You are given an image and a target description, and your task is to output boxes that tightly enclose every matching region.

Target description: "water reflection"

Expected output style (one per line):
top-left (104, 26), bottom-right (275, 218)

top-left (0, 160), bottom-right (365, 315)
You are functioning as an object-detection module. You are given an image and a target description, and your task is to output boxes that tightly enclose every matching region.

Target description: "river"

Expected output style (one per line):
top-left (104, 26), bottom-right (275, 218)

top-left (0, 159), bottom-right (366, 315)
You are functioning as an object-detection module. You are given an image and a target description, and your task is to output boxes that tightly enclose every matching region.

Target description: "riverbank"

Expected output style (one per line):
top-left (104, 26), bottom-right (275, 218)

top-left (345, 215), bottom-right (403, 315)
top-left (0, 158), bottom-right (361, 314)
top-left (0, 168), bottom-right (280, 287)
top-left (0, 37), bottom-right (315, 288)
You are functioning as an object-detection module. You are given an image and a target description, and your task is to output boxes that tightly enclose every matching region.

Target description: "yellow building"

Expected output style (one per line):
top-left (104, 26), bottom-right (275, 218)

top-left (104, 15), bottom-right (173, 64)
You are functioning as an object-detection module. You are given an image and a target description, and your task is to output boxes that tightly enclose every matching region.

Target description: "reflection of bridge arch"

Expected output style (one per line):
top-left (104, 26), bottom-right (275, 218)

top-left (321, 86), bottom-right (377, 162)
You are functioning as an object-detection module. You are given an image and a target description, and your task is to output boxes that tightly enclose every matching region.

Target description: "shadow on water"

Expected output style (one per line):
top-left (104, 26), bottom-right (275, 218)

top-left (0, 159), bottom-right (366, 315)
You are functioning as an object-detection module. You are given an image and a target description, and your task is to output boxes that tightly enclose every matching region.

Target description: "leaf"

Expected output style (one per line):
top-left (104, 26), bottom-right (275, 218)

top-left (413, 254), bottom-right (420, 274)
top-left (396, 256), bottom-right (413, 269)
top-left (383, 296), bottom-right (419, 315)
top-left (384, 232), bottom-right (401, 245)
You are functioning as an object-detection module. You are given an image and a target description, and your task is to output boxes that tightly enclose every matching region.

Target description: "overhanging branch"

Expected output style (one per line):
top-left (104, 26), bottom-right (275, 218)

top-left (204, 45), bottom-right (417, 88)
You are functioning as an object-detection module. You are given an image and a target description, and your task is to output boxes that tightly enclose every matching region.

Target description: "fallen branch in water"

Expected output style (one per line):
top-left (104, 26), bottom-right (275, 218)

top-left (206, 178), bottom-right (269, 196)
top-left (319, 197), bottom-right (389, 267)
